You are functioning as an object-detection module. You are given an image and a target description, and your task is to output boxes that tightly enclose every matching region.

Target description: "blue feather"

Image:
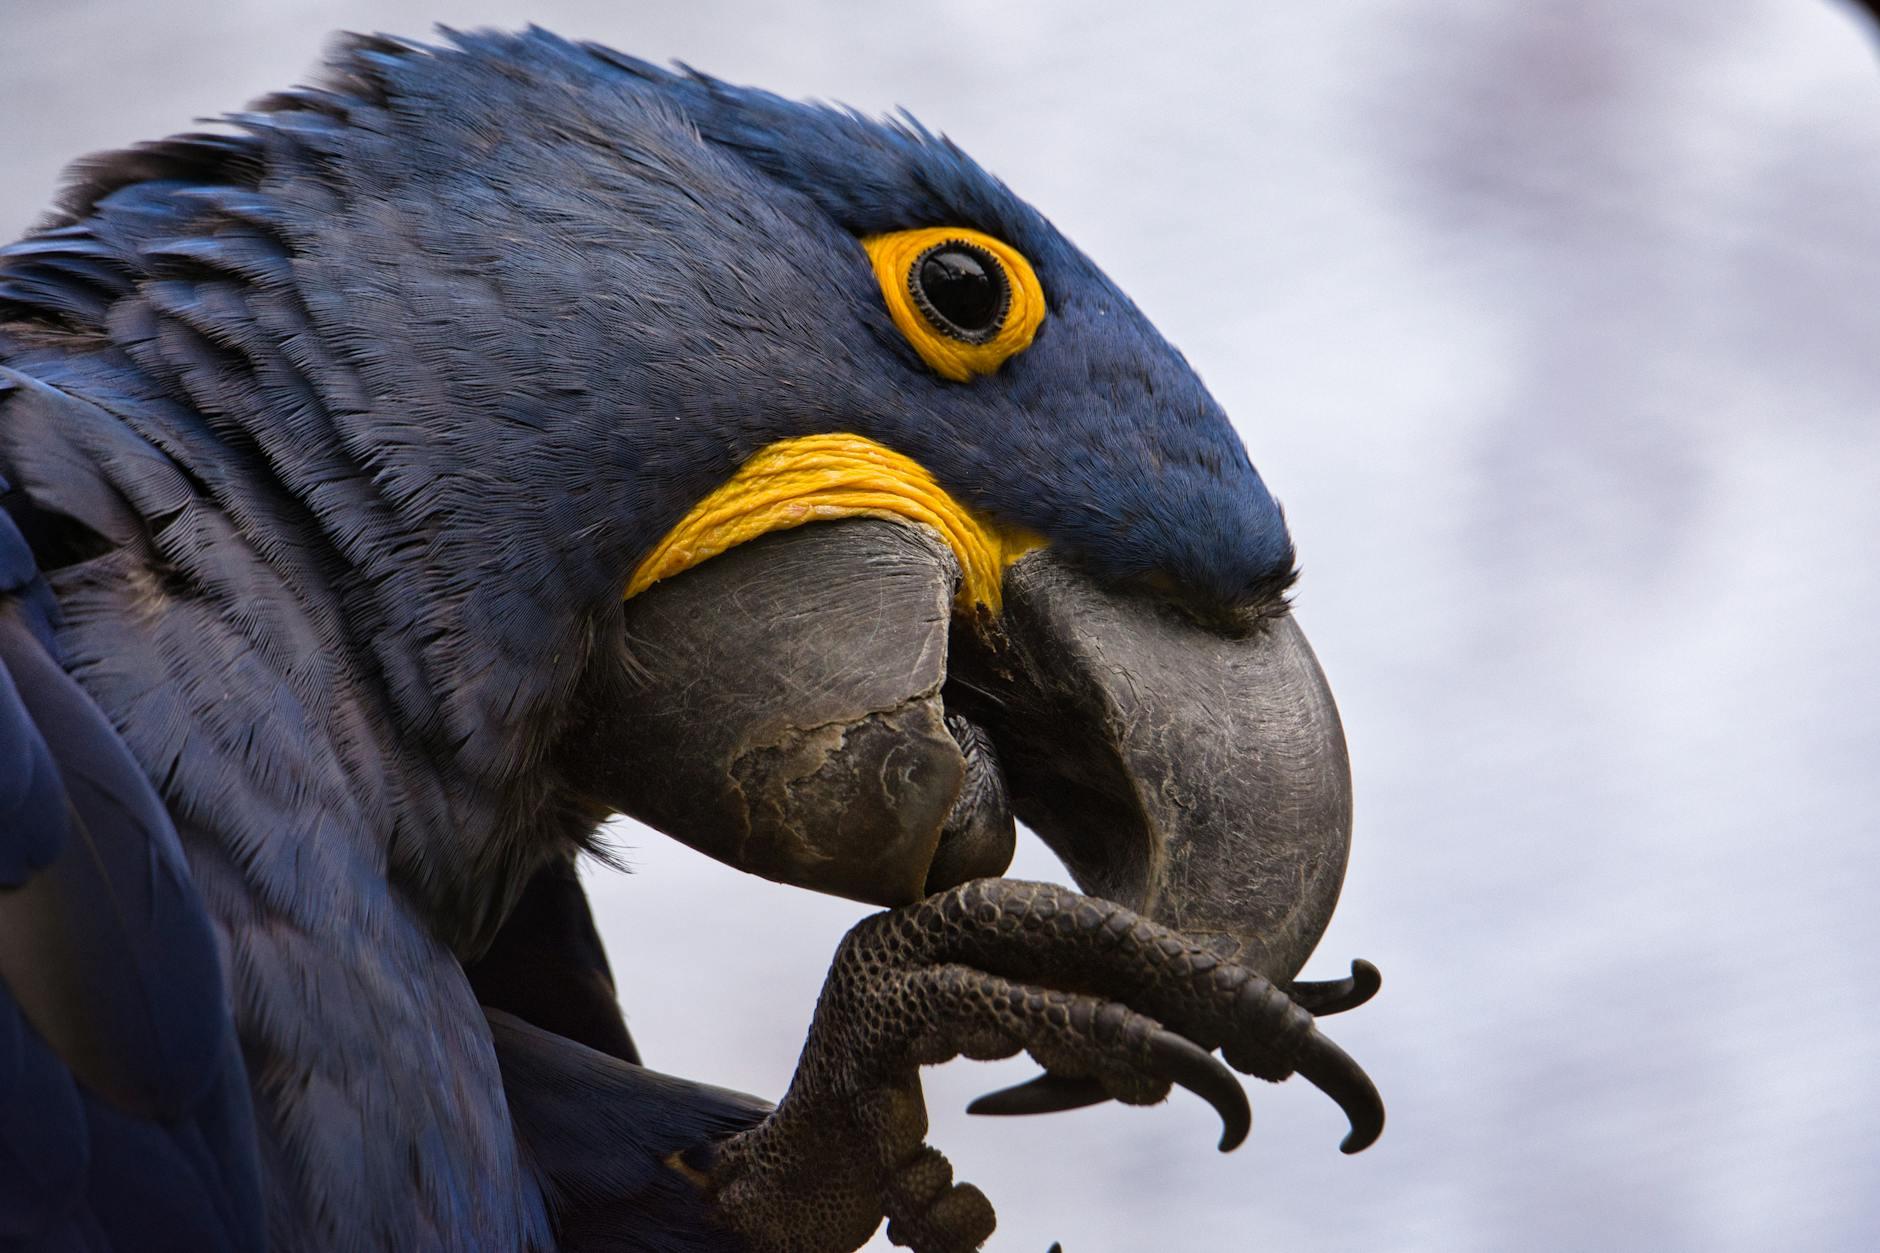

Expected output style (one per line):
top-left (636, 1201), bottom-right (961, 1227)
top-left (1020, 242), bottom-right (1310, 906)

top-left (0, 996), bottom-right (89, 1242)
top-left (0, 497), bottom-right (262, 1250)
top-left (491, 1011), bottom-right (767, 1253)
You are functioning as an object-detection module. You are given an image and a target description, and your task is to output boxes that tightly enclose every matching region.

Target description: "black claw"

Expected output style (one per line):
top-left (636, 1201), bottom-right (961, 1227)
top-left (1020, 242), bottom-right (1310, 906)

top-left (1286, 959), bottom-right (1381, 1016)
top-left (1291, 1031), bottom-right (1385, 1154)
top-left (1145, 1029), bottom-right (1252, 1153)
top-left (968, 1033), bottom-right (1252, 1154)
top-left (967, 1071), bottom-right (1109, 1117)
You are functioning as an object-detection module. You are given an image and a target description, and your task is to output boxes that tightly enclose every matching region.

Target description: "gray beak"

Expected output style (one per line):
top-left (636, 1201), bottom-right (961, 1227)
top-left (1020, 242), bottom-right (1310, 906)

top-left (567, 519), bottom-right (1011, 906)
top-left (953, 549), bottom-right (1353, 983)
top-left (570, 517), bottom-right (1356, 990)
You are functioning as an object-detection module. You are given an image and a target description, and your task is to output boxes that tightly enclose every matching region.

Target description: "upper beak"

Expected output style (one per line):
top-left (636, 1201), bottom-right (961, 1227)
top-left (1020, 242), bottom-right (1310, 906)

top-left (951, 549), bottom-right (1352, 983)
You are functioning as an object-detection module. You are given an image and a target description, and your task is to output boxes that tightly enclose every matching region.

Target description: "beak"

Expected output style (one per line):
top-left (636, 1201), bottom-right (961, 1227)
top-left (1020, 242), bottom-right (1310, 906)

top-left (566, 518), bottom-right (1011, 908)
top-left (570, 517), bottom-right (1353, 987)
top-left (950, 549), bottom-right (1352, 983)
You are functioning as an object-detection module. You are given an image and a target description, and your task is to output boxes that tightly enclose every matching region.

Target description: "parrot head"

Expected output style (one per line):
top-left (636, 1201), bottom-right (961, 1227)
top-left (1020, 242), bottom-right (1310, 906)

top-left (0, 27), bottom-right (1350, 982)
top-left (509, 33), bottom-right (1344, 978)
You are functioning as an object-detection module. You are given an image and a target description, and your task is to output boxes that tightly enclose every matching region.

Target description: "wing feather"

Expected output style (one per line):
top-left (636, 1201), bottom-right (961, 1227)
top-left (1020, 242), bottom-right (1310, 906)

top-left (0, 482), bottom-right (263, 1249)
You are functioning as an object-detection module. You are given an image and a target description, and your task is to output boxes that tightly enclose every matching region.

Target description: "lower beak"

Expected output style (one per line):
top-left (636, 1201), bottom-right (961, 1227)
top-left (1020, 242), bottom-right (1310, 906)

top-left (565, 518), bottom-right (1003, 907)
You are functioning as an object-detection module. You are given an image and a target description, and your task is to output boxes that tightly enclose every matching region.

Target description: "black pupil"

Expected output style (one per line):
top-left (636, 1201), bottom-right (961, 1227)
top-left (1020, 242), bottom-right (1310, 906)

top-left (916, 246), bottom-right (1005, 336)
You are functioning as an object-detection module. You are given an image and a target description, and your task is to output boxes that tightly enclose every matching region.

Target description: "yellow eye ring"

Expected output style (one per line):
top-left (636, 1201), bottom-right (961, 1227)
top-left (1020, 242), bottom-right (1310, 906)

top-left (862, 227), bottom-right (1046, 382)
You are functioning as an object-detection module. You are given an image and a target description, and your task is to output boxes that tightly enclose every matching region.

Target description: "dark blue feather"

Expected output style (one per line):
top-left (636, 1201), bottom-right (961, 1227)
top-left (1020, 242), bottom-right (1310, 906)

top-left (0, 497), bottom-right (263, 1250)
top-left (490, 1012), bottom-right (767, 1253)
top-left (0, 530), bottom-right (67, 888)
top-left (0, 995), bottom-right (89, 1242)
top-left (0, 636), bottom-right (65, 881)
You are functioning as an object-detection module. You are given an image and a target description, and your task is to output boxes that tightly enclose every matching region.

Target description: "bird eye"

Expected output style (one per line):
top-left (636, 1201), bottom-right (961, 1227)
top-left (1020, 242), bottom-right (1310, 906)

top-left (863, 227), bottom-right (1046, 382)
top-left (910, 241), bottom-right (1010, 343)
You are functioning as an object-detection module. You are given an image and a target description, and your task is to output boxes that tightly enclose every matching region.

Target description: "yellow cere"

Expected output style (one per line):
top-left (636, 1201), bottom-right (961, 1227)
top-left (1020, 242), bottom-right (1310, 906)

top-left (862, 227), bottom-right (1046, 382)
top-left (624, 433), bottom-right (1043, 613)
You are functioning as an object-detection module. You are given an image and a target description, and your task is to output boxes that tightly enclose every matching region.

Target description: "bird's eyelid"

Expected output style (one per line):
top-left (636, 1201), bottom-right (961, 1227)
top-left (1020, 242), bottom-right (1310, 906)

top-left (861, 227), bottom-right (1045, 382)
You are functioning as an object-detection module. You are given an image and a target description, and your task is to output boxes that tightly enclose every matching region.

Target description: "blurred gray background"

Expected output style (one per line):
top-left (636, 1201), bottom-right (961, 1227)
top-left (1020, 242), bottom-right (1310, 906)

top-left (5, 2), bottom-right (1877, 1250)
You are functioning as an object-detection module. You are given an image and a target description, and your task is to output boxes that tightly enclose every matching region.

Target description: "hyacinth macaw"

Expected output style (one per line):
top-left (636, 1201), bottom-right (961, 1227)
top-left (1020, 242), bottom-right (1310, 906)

top-left (0, 27), bottom-right (1383, 1253)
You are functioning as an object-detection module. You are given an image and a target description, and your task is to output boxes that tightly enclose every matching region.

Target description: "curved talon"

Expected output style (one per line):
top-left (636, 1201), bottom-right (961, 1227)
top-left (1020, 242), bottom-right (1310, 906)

top-left (1291, 1031), bottom-right (1385, 1154)
top-left (967, 1032), bottom-right (1251, 1154)
top-left (968, 1072), bottom-right (1108, 1118)
top-left (1286, 959), bottom-right (1382, 1016)
top-left (1145, 1029), bottom-right (1252, 1152)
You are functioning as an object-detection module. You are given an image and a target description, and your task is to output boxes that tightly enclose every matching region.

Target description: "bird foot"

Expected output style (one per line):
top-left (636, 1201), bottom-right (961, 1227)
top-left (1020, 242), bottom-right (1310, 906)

top-left (702, 878), bottom-right (1383, 1253)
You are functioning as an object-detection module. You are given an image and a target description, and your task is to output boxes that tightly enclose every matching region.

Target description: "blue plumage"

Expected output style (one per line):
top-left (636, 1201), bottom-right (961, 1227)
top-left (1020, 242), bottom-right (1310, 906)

top-left (0, 26), bottom-right (1300, 1250)
top-left (0, 486), bottom-right (263, 1250)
